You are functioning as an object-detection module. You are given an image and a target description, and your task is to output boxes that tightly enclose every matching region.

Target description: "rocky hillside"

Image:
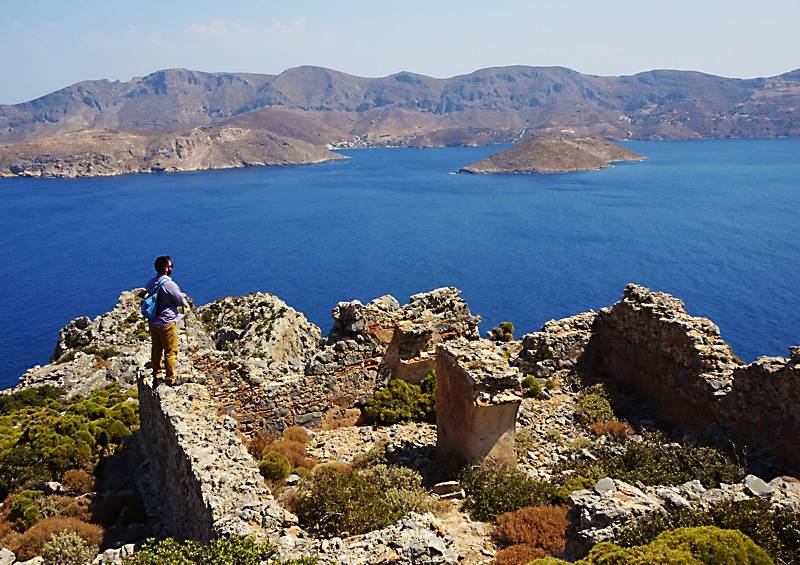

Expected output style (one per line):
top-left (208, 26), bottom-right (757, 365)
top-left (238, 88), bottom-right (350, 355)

top-left (459, 136), bottom-right (644, 174)
top-left (1, 65), bottom-right (798, 148)
top-left (0, 125), bottom-right (343, 178)
top-left (2, 284), bottom-right (799, 564)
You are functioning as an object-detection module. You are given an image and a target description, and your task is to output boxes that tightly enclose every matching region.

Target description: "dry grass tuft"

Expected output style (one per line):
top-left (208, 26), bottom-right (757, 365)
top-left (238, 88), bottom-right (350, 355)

top-left (492, 544), bottom-right (548, 565)
top-left (60, 469), bottom-right (95, 495)
top-left (321, 406), bottom-right (362, 430)
top-left (492, 505), bottom-right (568, 556)
top-left (589, 420), bottom-right (635, 439)
top-left (282, 426), bottom-right (310, 444)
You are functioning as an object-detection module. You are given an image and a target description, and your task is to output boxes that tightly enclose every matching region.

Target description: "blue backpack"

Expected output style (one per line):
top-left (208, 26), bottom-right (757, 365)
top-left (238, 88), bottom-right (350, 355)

top-left (140, 276), bottom-right (170, 321)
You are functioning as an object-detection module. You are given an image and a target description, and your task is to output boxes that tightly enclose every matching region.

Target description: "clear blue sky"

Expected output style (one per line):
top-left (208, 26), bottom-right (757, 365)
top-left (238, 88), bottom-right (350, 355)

top-left (1, 0), bottom-right (798, 104)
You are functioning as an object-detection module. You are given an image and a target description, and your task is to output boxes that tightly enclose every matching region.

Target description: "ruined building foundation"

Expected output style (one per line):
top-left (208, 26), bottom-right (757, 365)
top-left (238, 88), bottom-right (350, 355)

top-left (435, 339), bottom-right (522, 468)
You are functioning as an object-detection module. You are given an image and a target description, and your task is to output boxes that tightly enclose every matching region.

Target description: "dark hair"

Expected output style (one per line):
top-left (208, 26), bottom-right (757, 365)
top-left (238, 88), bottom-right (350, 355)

top-left (154, 255), bottom-right (172, 275)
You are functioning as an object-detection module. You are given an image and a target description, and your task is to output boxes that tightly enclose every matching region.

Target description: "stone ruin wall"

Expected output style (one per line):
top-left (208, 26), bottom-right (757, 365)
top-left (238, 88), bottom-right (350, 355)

top-left (435, 340), bottom-right (522, 467)
top-left (196, 288), bottom-right (481, 437)
top-left (136, 377), bottom-right (287, 543)
top-left (515, 283), bottom-right (800, 475)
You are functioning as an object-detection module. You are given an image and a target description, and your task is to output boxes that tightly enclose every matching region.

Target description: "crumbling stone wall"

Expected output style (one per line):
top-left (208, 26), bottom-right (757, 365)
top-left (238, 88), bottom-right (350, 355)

top-left (199, 287), bottom-right (481, 435)
top-left (137, 377), bottom-right (286, 542)
top-left (593, 284), bottom-right (740, 429)
top-left (723, 348), bottom-right (800, 471)
top-left (436, 339), bottom-right (522, 467)
top-left (514, 283), bottom-right (800, 475)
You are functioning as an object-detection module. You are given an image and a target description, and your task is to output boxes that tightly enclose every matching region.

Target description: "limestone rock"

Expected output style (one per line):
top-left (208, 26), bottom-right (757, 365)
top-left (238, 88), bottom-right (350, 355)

top-left (197, 293), bottom-right (321, 363)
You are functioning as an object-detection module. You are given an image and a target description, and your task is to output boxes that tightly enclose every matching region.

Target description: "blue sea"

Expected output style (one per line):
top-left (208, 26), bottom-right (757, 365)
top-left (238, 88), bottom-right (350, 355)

top-left (1, 139), bottom-right (798, 388)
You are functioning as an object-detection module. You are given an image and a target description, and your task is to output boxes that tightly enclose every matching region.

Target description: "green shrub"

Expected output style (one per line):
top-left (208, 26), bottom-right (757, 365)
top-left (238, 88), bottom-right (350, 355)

top-left (460, 462), bottom-right (558, 522)
top-left (574, 385), bottom-right (615, 425)
top-left (11, 489), bottom-right (44, 529)
top-left (558, 431), bottom-right (745, 489)
top-left (535, 526), bottom-right (771, 564)
top-left (521, 376), bottom-right (542, 398)
top-left (0, 383), bottom-right (139, 498)
top-left (293, 464), bottom-right (434, 536)
top-left (41, 530), bottom-right (97, 565)
top-left (259, 452), bottom-right (292, 481)
top-left (362, 371), bottom-right (436, 425)
top-left (553, 476), bottom-right (595, 504)
top-left (0, 386), bottom-right (62, 415)
top-left (488, 322), bottom-right (515, 342)
top-left (544, 377), bottom-right (558, 391)
top-left (616, 498), bottom-right (800, 564)
top-left (123, 535), bottom-right (316, 564)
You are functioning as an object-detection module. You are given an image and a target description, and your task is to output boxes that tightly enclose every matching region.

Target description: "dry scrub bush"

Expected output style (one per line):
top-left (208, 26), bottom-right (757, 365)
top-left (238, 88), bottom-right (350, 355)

top-left (493, 544), bottom-right (548, 565)
top-left (282, 426), bottom-right (310, 444)
top-left (247, 430), bottom-right (277, 459)
top-left (266, 439), bottom-right (317, 470)
top-left (11, 516), bottom-right (103, 560)
top-left (492, 505), bottom-right (568, 554)
top-left (589, 420), bottom-right (634, 439)
top-left (61, 469), bottom-right (94, 494)
top-left (321, 406), bottom-right (361, 430)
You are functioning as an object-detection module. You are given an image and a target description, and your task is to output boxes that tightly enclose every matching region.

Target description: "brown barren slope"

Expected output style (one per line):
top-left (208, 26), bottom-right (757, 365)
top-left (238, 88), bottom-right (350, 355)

top-left (459, 136), bottom-right (644, 174)
top-left (0, 126), bottom-right (344, 178)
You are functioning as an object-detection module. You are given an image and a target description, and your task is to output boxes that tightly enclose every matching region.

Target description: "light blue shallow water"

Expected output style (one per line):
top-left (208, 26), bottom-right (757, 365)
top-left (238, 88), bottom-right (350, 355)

top-left (1, 139), bottom-right (798, 388)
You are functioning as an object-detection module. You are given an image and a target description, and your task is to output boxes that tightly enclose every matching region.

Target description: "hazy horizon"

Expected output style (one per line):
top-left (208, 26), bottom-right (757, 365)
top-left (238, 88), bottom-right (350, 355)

top-left (2, 0), bottom-right (799, 104)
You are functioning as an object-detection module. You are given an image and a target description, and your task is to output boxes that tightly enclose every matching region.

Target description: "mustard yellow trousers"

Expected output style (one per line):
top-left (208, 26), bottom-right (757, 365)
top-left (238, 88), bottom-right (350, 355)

top-left (150, 322), bottom-right (178, 382)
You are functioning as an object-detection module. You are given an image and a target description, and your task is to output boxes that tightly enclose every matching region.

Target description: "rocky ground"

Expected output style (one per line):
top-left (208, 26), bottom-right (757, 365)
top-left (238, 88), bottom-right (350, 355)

top-left (3, 283), bottom-right (799, 564)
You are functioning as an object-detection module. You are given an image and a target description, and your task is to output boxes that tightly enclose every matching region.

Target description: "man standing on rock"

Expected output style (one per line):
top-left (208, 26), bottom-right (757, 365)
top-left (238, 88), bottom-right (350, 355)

top-left (146, 255), bottom-right (188, 385)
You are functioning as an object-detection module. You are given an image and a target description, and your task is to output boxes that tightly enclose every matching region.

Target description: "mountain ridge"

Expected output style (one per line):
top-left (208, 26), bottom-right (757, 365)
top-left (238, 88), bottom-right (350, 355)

top-left (3, 65), bottom-right (799, 143)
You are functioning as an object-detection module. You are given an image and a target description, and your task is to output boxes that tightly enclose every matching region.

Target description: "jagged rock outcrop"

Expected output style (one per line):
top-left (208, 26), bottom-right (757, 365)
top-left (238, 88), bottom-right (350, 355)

top-left (568, 475), bottom-right (800, 557)
top-left (436, 339), bottom-right (522, 467)
top-left (18, 289), bottom-right (209, 397)
top-left (197, 292), bottom-right (321, 364)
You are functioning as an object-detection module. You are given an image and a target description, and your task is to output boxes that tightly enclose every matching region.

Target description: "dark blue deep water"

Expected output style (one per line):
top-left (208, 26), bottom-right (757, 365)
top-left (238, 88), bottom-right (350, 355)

top-left (1, 139), bottom-right (799, 388)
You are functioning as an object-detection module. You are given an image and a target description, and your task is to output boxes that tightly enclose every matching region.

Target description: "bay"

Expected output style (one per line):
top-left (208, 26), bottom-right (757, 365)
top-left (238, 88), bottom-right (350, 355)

top-left (1, 139), bottom-right (798, 388)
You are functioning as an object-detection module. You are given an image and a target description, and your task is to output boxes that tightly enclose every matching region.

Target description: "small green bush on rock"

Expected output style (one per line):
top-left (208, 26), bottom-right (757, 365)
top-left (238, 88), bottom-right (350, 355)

top-left (574, 385), bottom-right (615, 425)
top-left (123, 535), bottom-right (316, 565)
top-left (616, 498), bottom-right (800, 564)
top-left (553, 476), bottom-right (595, 505)
top-left (488, 322), bottom-right (515, 342)
top-left (362, 371), bottom-right (436, 425)
top-left (534, 526), bottom-right (771, 564)
top-left (41, 530), bottom-right (97, 565)
top-left (521, 376), bottom-right (542, 398)
top-left (11, 489), bottom-right (44, 529)
top-left (259, 451), bottom-right (292, 481)
top-left (460, 462), bottom-right (558, 522)
top-left (293, 464), bottom-right (435, 536)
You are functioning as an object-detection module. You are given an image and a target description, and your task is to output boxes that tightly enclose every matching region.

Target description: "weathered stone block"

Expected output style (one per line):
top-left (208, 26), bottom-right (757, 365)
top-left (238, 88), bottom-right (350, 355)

top-left (435, 339), bottom-right (521, 468)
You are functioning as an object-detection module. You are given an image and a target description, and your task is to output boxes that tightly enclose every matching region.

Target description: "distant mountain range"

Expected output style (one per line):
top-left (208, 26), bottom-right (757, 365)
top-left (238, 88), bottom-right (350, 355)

top-left (1, 65), bottom-right (798, 177)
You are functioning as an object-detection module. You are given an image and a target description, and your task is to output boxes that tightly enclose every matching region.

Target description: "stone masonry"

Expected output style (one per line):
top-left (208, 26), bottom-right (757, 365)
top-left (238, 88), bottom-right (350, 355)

top-left (436, 339), bottom-right (522, 468)
top-left (136, 377), bottom-right (287, 542)
top-left (514, 283), bottom-right (800, 475)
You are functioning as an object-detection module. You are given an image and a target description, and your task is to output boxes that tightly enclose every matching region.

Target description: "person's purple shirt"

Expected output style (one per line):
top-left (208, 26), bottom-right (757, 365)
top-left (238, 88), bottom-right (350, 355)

top-left (145, 275), bottom-right (187, 328)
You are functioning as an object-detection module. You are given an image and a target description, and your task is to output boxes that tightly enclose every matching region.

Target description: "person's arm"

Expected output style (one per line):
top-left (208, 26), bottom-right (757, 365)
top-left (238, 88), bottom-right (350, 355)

top-left (163, 280), bottom-right (188, 308)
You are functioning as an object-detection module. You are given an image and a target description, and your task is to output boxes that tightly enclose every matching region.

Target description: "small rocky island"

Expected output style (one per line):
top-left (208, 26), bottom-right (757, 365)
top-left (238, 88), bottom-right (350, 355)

top-left (459, 136), bottom-right (644, 174)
